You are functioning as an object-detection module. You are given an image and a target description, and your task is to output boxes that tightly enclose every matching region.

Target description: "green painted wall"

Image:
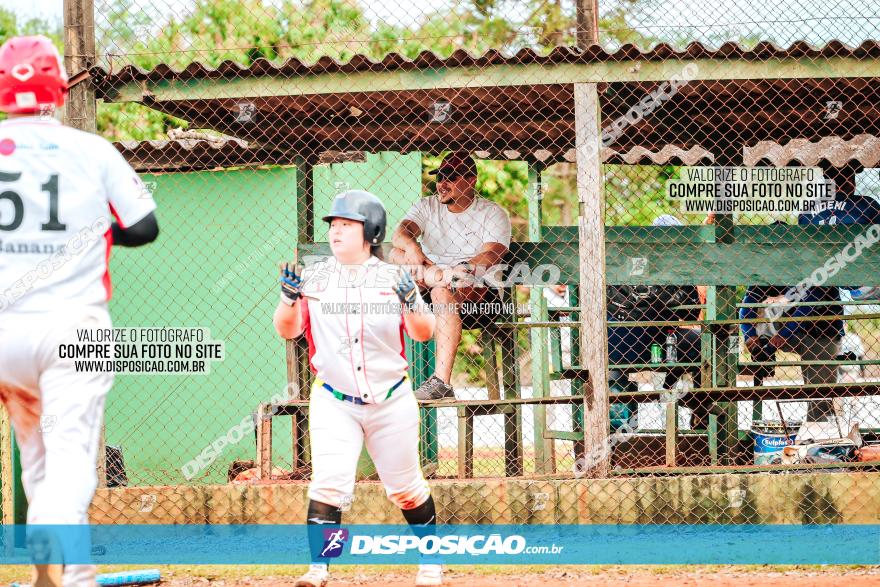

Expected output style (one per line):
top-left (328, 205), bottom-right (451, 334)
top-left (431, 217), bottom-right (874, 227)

top-left (313, 152), bottom-right (422, 242)
top-left (106, 167), bottom-right (297, 485)
top-left (106, 153), bottom-right (422, 486)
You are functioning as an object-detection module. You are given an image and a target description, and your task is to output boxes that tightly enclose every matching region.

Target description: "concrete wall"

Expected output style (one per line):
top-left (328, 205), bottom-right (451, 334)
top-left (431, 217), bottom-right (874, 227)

top-left (91, 472), bottom-right (880, 525)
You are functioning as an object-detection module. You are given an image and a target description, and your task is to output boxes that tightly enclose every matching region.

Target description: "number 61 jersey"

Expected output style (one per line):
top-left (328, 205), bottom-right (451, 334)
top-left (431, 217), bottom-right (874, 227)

top-left (0, 116), bottom-right (156, 315)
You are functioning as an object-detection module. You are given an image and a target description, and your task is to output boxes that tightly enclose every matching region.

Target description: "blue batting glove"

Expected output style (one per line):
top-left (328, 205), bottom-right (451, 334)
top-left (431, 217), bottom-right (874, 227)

top-left (280, 262), bottom-right (303, 303)
top-left (394, 270), bottom-right (418, 309)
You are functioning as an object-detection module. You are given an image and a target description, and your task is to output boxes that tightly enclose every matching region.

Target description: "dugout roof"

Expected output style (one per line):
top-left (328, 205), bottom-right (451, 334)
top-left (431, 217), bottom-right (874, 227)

top-left (94, 41), bottom-right (880, 165)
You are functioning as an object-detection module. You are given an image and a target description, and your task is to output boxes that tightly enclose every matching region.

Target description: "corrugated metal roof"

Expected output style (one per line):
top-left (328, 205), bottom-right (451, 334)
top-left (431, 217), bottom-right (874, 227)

top-left (743, 134), bottom-right (880, 167)
top-left (602, 144), bottom-right (714, 166)
top-left (91, 40), bottom-right (880, 84)
top-left (114, 137), bottom-right (714, 172)
top-left (114, 136), bottom-right (291, 172)
top-left (119, 134), bottom-right (880, 171)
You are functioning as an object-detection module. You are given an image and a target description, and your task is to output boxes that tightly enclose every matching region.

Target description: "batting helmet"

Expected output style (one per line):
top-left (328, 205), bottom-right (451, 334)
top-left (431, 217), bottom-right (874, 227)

top-left (0, 36), bottom-right (68, 115)
top-left (322, 190), bottom-right (387, 245)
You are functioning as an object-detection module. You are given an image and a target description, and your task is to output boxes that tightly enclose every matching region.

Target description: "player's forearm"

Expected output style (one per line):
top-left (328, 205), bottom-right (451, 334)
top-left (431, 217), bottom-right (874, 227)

top-left (403, 310), bottom-right (435, 342)
top-left (468, 247), bottom-right (506, 271)
top-left (273, 300), bottom-right (304, 339)
top-left (111, 212), bottom-right (159, 247)
top-left (392, 225), bottom-right (420, 252)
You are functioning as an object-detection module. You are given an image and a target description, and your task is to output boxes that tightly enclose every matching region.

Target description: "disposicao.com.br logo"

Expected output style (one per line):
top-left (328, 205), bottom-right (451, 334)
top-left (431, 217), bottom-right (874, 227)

top-left (349, 533), bottom-right (563, 556)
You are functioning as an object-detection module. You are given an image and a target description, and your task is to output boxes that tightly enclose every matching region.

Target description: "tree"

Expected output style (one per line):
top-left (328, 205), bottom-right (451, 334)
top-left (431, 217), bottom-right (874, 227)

top-left (89, 0), bottom-right (658, 383)
top-left (0, 8), bottom-right (63, 122)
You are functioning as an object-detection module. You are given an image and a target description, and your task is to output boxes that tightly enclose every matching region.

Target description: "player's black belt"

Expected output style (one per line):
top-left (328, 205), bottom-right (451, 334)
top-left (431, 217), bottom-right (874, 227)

top-left (318, 375), bottom-right (407, 405)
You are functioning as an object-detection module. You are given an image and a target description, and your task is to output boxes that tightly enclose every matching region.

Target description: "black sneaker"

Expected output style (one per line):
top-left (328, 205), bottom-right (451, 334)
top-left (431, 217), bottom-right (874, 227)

top-left (414, 376), bottom-right (456, 402)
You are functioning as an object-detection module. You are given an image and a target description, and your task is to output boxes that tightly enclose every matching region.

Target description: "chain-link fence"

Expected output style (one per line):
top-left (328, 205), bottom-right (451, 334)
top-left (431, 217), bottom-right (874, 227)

top-left (7, 0), bottom-right (877, 526)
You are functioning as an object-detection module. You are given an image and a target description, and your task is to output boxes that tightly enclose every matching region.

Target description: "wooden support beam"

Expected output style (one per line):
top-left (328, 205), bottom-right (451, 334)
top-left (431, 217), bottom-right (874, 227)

top-left (286, 340), bottom-right (308, 469)
top-left (63, 0), bottom-right (96, 132)
top-left (291, 156), bottom-right (314, 469)
top-left (711, 165), bottom-right (742, 466)
top-left (105, 57), bottom-right (880, 104)
top-left (594, 381), bottom-right (879, 403)
top-left (457, 407), bottom-right (473, 479)
top-left (568, 285), bottom-right (586, 464)
top-left (528, 163), bottom-right (553, 475)
top-left (665, 394), bottom-right (679, 467)
top-left (611, 460), bottom-right (880, 476)
top-left (300, 222), bottom-right (880, 288)
top-left (499, 289), bottom-right (523, 476)
top-left (65, 0), bottom-right (105, 493)
top-left (504, 409), bottom-right (523, 477)
top-left (256, 404), bottom-right (272, 480)
top-left (574, 82), bottom-right (610, 478)
top-left (479, 329), bottom-right (501, 401)
top-left (605, 241), bottom-right (880, 286)
top-left (0, 405), bottom-right (12, 528)
top-left (576, 0), bottom-right (599, 48)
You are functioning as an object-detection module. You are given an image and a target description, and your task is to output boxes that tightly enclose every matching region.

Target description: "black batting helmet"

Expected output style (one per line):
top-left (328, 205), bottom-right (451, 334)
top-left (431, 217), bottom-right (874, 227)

top-left (322, 190), bottom-right (387, 245)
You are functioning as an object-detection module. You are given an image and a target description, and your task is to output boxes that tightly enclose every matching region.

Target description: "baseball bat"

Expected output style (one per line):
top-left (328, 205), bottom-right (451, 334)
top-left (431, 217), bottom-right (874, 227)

top-left (96, 569), bottom-right (161, 585)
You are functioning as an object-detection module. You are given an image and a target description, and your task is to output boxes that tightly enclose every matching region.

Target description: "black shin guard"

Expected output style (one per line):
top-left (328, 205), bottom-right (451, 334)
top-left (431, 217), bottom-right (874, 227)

top-left (402, 496), bottom-right (439, 564)
top-left (306, 499), bottom-right (343, 565)
top-left (401, 495), bottom-right (436, 535)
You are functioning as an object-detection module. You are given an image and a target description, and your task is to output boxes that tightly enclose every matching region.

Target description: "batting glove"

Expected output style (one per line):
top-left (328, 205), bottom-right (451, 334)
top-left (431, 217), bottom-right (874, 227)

top-left (280, 262), bottom-right (304, 305)
top-left (394, 270), bottom-right (419, 310)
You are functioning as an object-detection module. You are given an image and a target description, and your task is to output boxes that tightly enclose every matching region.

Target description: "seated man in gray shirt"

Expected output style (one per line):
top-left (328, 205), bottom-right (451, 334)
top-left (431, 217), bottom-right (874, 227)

top-left (390, 153), bottom-right (512, 400)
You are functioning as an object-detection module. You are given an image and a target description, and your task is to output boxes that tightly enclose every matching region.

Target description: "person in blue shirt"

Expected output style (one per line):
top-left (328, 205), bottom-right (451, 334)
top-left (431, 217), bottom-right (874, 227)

top-left (800, 162), bottom-right (880, 226)
top-left (740, 280), bottom-right (843, 421)
top-left (741, 162), bottom-right (879, 421)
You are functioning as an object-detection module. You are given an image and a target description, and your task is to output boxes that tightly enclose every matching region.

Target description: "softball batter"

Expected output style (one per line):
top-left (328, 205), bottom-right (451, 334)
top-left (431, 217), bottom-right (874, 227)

top-left (273, 190), bottom-right (442, 587)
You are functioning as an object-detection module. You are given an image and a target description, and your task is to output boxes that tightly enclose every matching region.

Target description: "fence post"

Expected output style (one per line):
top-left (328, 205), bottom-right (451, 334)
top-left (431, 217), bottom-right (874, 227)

top-left (576, 0), bottom-right (600, 49)
top-left (0, 406), bottom-right (11, 527)
top-left (292, 156), bottom-right (316, 470)
top-left (63, 0), bottom-right (97, 133)
top-left (574, 82), bottom-right (611, 477)
top-left (711, 163), bottom-right (741, 465)
top-left (64, 0), bottom-right (105, 493)
top-left (528, 162), bottom-right (554, 474)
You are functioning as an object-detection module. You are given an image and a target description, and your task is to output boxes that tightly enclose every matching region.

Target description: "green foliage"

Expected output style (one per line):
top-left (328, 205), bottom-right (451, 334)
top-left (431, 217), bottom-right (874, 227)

top-left (62, 0), bottom-right (660, 383)
top-left (605, 164), bottom-right (680, 226)
top-left (0, 8), bottom-right (62, 45)
top-left (0, 8), bottom-right (63, 123)
top-left (88, 0), bottom-right (657, 140)
top-left (97, 103), bottom-right (188, 142)
top-left (0, 8), bottom-right (17, 41)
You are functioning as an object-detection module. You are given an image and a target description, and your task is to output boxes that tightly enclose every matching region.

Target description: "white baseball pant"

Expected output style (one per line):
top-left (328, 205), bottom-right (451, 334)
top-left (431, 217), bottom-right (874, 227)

top-left (0, 304), bottom-right (114, 587)
top-left (307, 379), bottom-right (430, 511)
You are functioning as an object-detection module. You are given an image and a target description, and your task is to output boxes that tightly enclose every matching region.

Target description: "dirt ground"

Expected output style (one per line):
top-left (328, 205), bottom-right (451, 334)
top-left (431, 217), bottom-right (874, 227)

top-left (150, 566), bottom-right (880, 586)
top-left (3, 565), bottom-right (879, 586)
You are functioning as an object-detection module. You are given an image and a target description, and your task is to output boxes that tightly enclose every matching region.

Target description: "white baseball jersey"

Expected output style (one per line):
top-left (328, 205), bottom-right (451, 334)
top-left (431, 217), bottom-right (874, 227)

top-left (403, 195), bottom-right (511, 265)
top-left (0, 115), bottom-right (156, 314)
top-left (299, 255), bottom-right (426, 403)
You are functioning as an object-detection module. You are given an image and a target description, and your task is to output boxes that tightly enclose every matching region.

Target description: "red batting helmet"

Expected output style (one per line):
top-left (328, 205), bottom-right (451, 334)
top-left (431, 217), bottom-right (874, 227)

top-left (0, 35), bottom-right (68, 115)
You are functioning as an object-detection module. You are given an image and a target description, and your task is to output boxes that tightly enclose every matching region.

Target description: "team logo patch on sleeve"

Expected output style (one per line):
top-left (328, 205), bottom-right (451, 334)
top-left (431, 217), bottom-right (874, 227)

top-left (0, 138), bottom-right (15, 156)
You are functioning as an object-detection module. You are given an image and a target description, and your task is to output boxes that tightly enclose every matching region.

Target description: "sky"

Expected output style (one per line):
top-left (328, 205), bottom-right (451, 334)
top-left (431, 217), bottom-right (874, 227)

top-left (0, 0), bottom-right (447, 29)
top-left (2, 0), bottom-right (879, 48)
top-left (0, 0), bottom-right (61, 24)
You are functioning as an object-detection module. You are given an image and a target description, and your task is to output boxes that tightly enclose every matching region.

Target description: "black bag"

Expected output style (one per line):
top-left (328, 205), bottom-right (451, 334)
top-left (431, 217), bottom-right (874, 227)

top-left (607, 285), bottom-right (700, 323)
